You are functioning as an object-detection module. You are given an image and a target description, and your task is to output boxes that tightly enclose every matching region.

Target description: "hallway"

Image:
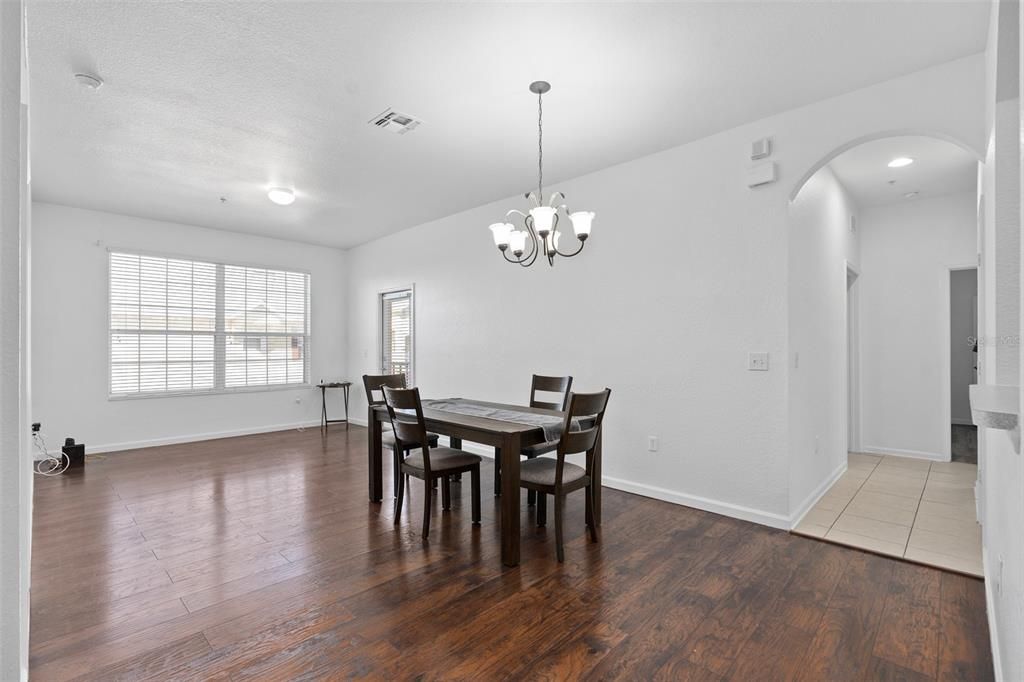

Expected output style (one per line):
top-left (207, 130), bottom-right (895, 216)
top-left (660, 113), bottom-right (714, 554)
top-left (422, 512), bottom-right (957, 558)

top-left (795, 453), bottom-right (982, 576)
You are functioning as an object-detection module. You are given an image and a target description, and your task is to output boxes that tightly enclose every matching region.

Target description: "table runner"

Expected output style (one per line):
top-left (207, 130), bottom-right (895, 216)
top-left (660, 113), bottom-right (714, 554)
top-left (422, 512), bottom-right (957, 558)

top-left (421, 398), bottom-right (576, 442)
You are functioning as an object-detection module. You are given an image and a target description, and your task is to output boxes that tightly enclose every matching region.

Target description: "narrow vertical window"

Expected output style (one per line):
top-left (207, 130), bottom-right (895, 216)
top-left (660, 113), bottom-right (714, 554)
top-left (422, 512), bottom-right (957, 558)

top-left (380, 288), bottom-right (414, 385)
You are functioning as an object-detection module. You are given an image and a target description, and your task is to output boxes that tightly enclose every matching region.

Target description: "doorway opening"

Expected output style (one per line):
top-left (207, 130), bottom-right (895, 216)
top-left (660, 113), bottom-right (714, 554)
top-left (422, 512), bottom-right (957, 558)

top-left (949, 267), bottom-right (978, 464)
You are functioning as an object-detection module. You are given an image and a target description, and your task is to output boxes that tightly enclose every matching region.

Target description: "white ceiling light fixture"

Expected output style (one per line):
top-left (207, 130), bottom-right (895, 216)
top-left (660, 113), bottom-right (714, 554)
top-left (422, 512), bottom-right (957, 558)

top-left (73, 72), bottom-right (104, 90)
top-left (488, 81), bottom-right (595, 268)
top-left (887, 156), bottom-right (914, 168)
top-left (903, 191), bottom-right (919, 199)
top-left (267, 187), bottom-right (296, 206)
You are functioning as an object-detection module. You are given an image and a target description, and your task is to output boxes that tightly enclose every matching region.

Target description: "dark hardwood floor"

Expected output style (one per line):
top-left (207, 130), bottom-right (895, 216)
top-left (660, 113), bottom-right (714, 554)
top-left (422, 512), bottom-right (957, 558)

top-left (30, 427), bottom-right (993, 681)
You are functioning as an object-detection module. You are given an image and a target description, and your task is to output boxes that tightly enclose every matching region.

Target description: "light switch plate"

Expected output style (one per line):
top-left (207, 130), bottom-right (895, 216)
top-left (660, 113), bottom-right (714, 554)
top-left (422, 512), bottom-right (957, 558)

top-left (748, 352), bottom-right (769, 371)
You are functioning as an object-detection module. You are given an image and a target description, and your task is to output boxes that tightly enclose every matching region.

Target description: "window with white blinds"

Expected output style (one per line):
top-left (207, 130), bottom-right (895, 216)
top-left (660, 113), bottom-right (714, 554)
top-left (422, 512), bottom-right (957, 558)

top-left (109, 251), bottom-right (310, 397)
top-left (380, 288), bottom-right (413, 385)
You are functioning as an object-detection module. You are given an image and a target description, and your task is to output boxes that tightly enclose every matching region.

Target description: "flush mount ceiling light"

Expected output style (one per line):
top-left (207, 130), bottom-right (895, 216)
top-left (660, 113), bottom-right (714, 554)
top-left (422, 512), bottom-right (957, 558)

top-left (267, 187), bottom-right (295, 206)
top-left (887, 157), bottom-right (914, 168)
top-left (903, 191), bottom-right (919, 199)
top-left (73, 72), bottom-right (104, 90)
top-left (487, 81), bottom-right (595, 268)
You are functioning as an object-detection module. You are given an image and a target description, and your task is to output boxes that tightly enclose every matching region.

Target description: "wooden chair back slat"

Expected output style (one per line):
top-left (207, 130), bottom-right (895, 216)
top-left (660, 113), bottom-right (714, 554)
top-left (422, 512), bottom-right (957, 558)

top-left (560, 429), bottom-right (600, 456)
top-left (529, 374), bottom-right (573, 411)
top-left (563, 390), bottom-right (608, 419)
top-left (363, 374), bottom-right (407, 406)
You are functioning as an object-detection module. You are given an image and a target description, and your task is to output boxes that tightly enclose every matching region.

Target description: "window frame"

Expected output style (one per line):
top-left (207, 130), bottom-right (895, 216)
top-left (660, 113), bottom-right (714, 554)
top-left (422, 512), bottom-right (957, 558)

top-left (378, 285), bottom-right (415, 386)
top-left (107, 247), bottom-right (313, 400)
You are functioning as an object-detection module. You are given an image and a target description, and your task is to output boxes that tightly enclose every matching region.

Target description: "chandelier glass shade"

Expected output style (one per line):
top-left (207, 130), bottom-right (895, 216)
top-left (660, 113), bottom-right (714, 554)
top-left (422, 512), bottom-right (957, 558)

top-left (488, 81), bottom-right (595, 267)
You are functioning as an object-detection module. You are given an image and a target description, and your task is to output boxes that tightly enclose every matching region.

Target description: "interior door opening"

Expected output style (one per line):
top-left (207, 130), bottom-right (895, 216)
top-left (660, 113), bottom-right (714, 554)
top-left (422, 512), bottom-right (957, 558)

top-left (949, 267), bottom-right (978, 464)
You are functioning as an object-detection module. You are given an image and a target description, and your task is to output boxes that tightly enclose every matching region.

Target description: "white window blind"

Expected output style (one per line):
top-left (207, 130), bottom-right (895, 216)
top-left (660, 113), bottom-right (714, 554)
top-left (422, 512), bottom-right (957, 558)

top-left (380, 289), bottom-right (413, 384)
top-left (110, 252), bottom-right (310, 397)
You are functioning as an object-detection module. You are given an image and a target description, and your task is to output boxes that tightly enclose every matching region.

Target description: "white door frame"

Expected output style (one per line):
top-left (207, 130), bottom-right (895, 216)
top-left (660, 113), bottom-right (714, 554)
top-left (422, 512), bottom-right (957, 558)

top-left (942, 264), bottom-right (979, 462)
top-left (845, 261), bottom-right (861, 454)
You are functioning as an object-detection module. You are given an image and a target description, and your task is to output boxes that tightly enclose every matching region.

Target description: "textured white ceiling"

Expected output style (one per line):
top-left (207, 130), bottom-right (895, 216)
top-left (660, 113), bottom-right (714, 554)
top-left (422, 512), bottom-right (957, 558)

top-left (829, 136), bottom-right (978, 207)
top-left (27, 1), bottom-right (989, 249)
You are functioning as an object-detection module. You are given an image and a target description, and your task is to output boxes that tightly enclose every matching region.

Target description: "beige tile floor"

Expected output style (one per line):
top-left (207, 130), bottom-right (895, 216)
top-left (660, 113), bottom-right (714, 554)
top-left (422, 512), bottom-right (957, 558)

top-left (793, 453), bottom-right (982, 576)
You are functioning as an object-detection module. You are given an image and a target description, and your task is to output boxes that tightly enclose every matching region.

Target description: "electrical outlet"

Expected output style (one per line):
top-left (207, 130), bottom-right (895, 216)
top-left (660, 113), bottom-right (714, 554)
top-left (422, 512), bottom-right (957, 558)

top-left (648, 436), bottom-right (659, 452)
top-left (747, 352), bottom-right (769, 371)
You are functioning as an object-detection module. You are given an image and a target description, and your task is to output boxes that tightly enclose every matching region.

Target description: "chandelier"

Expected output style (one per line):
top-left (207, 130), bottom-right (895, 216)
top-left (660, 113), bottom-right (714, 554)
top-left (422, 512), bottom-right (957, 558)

top-left (488, 81), bottom-right (595, 268)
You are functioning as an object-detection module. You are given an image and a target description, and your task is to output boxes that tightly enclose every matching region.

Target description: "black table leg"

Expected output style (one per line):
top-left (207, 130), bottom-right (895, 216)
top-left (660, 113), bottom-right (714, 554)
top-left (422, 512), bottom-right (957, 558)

top-left (320, 386), bottom-right (327, 431)
top-left (343, 384), bottom-right (350, 430)
top-left (369, 405), bottom-right (383, 502)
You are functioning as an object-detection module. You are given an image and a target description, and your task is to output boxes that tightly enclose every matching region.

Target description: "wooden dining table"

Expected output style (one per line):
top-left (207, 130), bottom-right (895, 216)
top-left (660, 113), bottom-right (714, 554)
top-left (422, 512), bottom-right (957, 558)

top-left (367, 398), bottom-right (602, 567)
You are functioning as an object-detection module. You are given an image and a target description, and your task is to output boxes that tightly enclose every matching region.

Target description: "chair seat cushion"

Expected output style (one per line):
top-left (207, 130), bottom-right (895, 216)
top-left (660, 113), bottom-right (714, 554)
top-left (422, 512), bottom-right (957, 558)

top-left (519, 457), bottom-right (588, 487)
top-left (383, 431), bottom-right (439, 450)
top-left (403, 447), bottom-right (482, 473)
top-left (521, 439), bottom-right (558, 458)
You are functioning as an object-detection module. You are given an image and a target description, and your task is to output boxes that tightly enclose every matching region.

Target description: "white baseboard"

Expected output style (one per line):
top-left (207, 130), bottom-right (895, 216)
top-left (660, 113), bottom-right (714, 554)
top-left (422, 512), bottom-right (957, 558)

top-left (789, 461), bottom-right (848, 530)
top-left (860, 446), bottom-right (950, 462)
top-left (601, 475), bottom-right (790, 530)
top-left (82, 420), bottom-right (322, 455)
top-left (952, 417), bottom-right (976, 426)
top-left (983, 547), bottom-right (1005, 682)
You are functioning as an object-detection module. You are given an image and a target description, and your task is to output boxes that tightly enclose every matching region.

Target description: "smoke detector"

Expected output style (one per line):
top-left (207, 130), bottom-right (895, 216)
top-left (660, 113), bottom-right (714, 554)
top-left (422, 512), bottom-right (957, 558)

top-left (368, 108), bottom-right (422, 135)
top-left (74, 73), bottom-right (104, 90)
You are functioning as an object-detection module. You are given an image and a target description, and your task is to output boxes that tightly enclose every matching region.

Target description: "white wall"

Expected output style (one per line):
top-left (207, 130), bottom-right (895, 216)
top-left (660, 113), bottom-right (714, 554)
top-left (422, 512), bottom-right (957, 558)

top-left (30, 203), bottom-right (348, 452)
top-left (0, 1), bottom-right (30, 678)
top-left (979, 0), bottom-right (1022, 677)
top-left (950, 268), bottom-right (978, 425)
top-left (787, 166), bottom-right (860, 519)
top-left (983, 95), bottom-right (1023, 682)
top-left (345, 55), bottom-right (985, 528)
top-left (857, 192), bottom-right (978, 460)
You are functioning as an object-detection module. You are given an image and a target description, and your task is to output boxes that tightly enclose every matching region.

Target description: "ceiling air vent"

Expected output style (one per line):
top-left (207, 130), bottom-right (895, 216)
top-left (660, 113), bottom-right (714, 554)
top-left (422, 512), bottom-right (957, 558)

top-left (368, 108), bottom-right (422, 135)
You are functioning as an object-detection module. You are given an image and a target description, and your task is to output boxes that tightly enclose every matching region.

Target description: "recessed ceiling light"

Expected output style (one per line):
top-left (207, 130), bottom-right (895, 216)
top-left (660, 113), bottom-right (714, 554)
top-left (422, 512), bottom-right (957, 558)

top-left (267, 188), bottom-right (295, 206)
top-left (73, 73), bottom-right (104, 90)
top-left (903, 191), bottom-right (919, 199)
top-left (887, 157), bottom-right (914, 168)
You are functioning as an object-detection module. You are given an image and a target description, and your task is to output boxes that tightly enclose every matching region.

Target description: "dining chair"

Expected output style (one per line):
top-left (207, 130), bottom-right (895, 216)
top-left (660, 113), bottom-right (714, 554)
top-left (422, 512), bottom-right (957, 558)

top-left (382, 386), bottom-right (482, 538)
top-left (519, 388), bottom-right (611, 562)
top-left (493, 374), bottom-right (573, 502)
top-left (362, 374), bottom-right (440, 498)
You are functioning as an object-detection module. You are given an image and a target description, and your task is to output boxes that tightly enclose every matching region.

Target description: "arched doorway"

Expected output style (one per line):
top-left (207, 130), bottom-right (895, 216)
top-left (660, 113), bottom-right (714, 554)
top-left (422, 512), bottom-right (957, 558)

top-left (789, 132), bottom-right (984, 577)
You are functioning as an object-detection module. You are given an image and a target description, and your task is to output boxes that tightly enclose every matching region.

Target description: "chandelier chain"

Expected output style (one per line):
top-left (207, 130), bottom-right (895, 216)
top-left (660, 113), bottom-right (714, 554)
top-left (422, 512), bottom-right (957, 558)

top-left (537, 90), bottom-right (543, 201)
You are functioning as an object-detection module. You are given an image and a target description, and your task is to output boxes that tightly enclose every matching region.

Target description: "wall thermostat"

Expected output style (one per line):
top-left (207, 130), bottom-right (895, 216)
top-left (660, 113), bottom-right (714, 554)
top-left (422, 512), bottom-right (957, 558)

top-left (751, 137), bottom-right (772, 160)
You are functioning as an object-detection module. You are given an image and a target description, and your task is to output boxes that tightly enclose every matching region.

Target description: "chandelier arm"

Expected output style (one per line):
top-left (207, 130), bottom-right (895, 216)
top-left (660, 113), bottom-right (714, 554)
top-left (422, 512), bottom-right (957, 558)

top-left (547, 191), bottom-right (565, 208)
top-left (524, 192), bottom-right (541, 208)
top-left (519, 216), bottom-right (541, 266)
top-left (502, 249), bottom-right (521, 264)
top-left (505, 209), bottom-right (529, 221)
top-left (552, 239), bottom-right (586, 258)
